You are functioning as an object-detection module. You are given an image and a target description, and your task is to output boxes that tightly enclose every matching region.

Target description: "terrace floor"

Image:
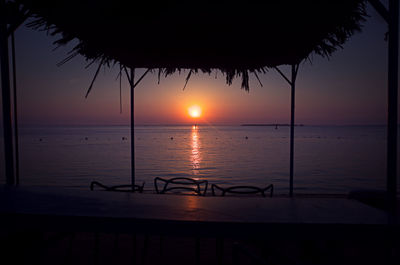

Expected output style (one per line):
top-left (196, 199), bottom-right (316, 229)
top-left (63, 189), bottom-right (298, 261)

top-left (0, 186), bottom-right (398, 265)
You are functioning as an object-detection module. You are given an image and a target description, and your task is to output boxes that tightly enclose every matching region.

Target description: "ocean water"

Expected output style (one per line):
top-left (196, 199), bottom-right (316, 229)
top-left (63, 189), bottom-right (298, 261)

top-left (4, 125), bottom-right (397, 195)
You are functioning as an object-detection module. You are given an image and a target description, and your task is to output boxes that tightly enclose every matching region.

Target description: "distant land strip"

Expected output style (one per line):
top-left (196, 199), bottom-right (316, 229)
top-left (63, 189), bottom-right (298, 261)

top-left (241, 124), bottom-right (304, 127)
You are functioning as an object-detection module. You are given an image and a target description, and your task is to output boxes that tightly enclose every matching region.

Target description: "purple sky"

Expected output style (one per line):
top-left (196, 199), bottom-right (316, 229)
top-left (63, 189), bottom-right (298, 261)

top-left (4, 3), bottom-right (399, 126)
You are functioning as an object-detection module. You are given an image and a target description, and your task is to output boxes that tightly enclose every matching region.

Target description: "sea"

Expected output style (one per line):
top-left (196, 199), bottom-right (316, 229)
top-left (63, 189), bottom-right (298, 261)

top-left (0, 125), bottom-right (399, 195)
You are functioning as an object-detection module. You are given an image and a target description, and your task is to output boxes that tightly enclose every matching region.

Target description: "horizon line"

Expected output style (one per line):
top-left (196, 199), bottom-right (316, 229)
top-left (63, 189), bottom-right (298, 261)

top-left (16, 123), bottom-right (394, 127)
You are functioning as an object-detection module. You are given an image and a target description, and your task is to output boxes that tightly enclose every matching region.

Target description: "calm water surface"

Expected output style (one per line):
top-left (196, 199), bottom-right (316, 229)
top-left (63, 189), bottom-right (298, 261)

top-left (2, 125), bottom-right (399, 194)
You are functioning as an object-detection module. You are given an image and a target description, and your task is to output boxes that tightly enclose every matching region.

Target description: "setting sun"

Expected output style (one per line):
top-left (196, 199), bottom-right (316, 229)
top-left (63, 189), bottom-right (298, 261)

top-left (188, 105), bottom-right (202, 118)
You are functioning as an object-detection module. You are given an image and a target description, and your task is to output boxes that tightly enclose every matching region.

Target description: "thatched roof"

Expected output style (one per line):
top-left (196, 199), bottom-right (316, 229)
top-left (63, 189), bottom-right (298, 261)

top-left (10, 0), bottom-right (367, 90)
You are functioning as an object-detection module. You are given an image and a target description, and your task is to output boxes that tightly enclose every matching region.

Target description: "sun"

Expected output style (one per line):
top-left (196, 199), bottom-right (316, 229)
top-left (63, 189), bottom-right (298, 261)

top-left (188, 105), bottom-right (202, 118)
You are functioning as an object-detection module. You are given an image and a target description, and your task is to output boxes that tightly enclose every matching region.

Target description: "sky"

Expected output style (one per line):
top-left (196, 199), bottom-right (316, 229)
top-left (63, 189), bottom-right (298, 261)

top-left (3, 2), bottom-right (398, 126)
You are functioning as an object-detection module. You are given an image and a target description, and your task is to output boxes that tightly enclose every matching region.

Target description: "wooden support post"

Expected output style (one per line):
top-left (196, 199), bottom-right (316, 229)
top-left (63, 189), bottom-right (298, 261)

top-left (275, 65), bottom-right (299, 197)
top-left (289, 65), bottom-right (296, 197)
top-left (11, 32), bottom-right (19, 185)
top-left (0, 0), bottom-right (15, 185)
top-left (387, 0), bottom-right (398, 206)
top-left (130, 68), bottom-right (135, 190)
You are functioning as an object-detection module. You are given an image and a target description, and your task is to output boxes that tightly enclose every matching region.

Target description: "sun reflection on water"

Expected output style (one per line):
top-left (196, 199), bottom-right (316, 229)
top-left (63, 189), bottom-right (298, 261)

top-left (191, 125), bottom-right (201, 175)
top-left (183, 195), bottom-right (199, 212)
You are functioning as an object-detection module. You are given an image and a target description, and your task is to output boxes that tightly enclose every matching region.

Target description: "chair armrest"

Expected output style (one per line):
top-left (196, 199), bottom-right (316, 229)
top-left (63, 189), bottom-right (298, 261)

top-left (211, 184), bottom-right (274, 197)
top-left (90, 181), bottom-right (108, 191)
top-left (154, 177), bottom-right (168, 194)
top-left (211, 184), bottom-right (225, 196)
top-left (262, 184), bottom-right (273, 197)
top-left (90, 181), bottom-right (145, 193)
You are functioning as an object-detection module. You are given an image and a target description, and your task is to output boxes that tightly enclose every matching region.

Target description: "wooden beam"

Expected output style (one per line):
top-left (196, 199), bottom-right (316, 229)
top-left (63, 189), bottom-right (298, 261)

top-left (274, 66), bottom-right (292, 86)
top-left (7, 11), bottom-right (30, 37)
top-left (368, 0), bottom-right (389, 23)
